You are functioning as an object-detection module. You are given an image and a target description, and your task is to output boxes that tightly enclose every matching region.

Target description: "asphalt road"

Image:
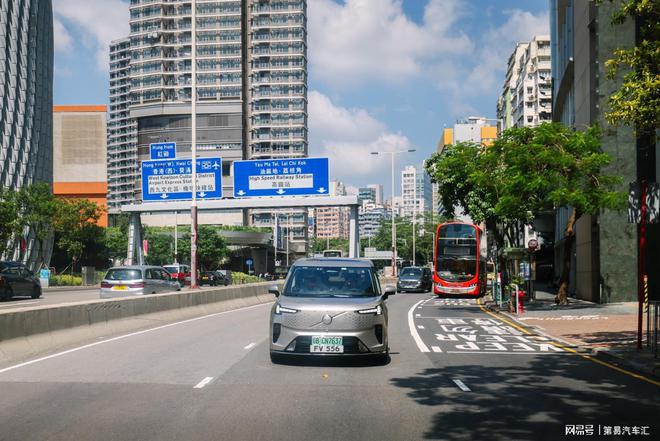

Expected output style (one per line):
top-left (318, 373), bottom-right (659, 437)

top-left (0, 293), bottom-right (658, 441)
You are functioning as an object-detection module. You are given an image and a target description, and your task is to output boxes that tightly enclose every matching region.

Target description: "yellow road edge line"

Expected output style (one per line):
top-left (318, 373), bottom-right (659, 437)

top-left (476, 298), bottom-right (660, 388)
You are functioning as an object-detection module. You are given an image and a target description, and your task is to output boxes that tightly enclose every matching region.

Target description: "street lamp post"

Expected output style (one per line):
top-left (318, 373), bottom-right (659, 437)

top-left (190, 0), bottom-right (198, 289)
top-left (371, 149), bottom-right (416, 277)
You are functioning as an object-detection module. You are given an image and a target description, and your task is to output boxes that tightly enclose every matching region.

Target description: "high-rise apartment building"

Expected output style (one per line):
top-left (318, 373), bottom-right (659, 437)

top-left (367, 184), bottom-right (383, 205)
top-left (497, 36), bottom-right (552, 129)
top-left (438, 116), bottom-right (498, 152)
top-left (110, 0), bottom-right (308, 201)
top-left (0, 0), bottom-right (53, 267)
top-left (112, 1), bottom-right (309, 248)
top-left (358, 186), bottom-right (376, 206)
top-left (314, 180), bottom-right (349, 239)
top-left (359, 202), bottom-right (388, 239)
top-left (401, 165), bottom-right (432, 219)
top-left (107, 38), bottom-right (138, 213)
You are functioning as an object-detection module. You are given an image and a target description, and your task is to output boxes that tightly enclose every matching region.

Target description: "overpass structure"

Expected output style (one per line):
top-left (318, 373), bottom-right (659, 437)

top-left (121, 196), bottom-right (361, 265)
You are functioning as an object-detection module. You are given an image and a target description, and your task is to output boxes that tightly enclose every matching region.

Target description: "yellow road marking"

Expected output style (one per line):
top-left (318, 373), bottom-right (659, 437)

top-left (476, 299), bottom-right (660, 387)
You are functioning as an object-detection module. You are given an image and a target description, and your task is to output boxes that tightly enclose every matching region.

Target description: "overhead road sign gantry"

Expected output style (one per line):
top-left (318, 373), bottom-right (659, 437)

top-left (150, 142), bottom-right (176, 160)
top-left (233, 157), bottom-right (329, 197)
top-left (141, 157), bottom-right (222, 202)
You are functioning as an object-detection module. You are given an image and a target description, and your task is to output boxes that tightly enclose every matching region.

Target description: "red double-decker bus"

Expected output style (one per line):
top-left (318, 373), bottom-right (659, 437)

top-left (433, 222), bottom-right (487, 297)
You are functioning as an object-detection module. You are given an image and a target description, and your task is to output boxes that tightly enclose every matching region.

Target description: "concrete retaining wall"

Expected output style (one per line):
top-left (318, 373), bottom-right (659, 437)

top-left (0, 282), bottom-right (281, 366)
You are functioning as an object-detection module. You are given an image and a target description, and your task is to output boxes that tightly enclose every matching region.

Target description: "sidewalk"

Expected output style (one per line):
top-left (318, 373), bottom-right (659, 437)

top-left (483, 287), bottom-right (660, 378)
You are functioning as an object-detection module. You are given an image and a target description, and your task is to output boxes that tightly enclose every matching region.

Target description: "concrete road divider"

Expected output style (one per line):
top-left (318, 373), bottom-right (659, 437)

top-left (0, 282), bottom-right (283, 366)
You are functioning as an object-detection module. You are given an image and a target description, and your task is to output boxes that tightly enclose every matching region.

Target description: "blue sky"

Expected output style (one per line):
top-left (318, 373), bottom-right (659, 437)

top-left (53, 0), bottom-right (549, 197)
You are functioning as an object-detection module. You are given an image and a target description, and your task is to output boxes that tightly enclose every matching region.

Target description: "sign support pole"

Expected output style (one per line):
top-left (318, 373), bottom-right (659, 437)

top-left (638, 180), bottom-right (647, 350)
top-left (190, 0), bottom-right (198, 289)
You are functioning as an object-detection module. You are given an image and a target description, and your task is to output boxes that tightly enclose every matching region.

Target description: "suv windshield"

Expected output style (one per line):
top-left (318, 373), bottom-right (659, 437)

top-left (400, 268), bottom-right (422, 277)
top-left (105, 269), bottom-right (142, 280)
top-left (283, 266), bottom-right (379, 298)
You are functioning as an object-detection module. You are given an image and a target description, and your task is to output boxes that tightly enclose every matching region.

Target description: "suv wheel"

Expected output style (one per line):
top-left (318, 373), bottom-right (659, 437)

top-left (31, 285), bottom-right (42, 299)
top-left (2, 287), bottom-right (12, 301)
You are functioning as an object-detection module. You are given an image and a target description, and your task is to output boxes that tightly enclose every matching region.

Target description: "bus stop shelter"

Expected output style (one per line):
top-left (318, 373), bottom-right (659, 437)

top-left (121, 196), bottom-right (360, 265)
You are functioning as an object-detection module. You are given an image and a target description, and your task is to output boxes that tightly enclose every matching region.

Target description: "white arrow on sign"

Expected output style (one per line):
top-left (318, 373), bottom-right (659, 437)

top-left (317, 187), bottom-right (327, 193)
top-left (199, 192), bottom-right (207, 198)
top-left (160, 193), bottom-right (169, 199)
top-left (276, 189), bottom-right (285, 195)
top-left (236, 190), bottom-right (246, 196)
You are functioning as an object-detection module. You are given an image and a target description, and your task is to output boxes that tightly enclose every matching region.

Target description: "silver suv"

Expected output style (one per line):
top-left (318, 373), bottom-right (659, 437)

top-left (269, 258), bottom-right (395, 363)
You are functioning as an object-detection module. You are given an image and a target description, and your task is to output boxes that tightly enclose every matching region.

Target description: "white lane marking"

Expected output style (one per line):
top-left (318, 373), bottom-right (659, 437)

top-left (445, 351), bottom-right (565, 355)
top-left (244, 342), bottom-right (256, 350)
top-left (417, 325), bottom-right (424, 329)
top-left (453, 379), bottom-right (471, 392)
top-left (0, 301), bottom-right (40, 308)
top-left (0, 302), bottom-right (272, 375)
top-left (193, 377), bottom-right (214, 389)
top-left (408, 299), bottom-right (430, 353)
top-left (415, 314), bottom-right (421, 317)
top-left (431, 346), bottom-right (442, 352)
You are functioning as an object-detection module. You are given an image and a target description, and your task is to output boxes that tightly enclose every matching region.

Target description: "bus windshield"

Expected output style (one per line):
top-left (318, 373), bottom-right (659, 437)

top-left (437, 257), bottom-right (477, 282)
top-left (436, 223), bottom-right (479, 282)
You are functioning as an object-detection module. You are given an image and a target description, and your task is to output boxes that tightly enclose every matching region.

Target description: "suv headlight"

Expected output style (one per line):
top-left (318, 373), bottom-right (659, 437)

top-left (357, 305), bottom-right (383, 315)
top-left (275, 304), bottom-right (298, 314)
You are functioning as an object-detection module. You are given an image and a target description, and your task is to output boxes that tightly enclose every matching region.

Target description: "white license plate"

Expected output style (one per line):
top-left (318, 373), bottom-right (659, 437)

top-left (310, 336), bottom-right (344, 353)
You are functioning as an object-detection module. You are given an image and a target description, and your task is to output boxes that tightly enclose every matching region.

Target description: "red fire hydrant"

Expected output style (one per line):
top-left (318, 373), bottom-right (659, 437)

top-left (516, 290), bottom-right (525, 313)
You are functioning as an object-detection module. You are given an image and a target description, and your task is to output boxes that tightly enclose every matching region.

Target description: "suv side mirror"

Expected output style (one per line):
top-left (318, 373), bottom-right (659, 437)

top-left (383, 285), bottom-right (396, 299)
top-left (268, 285), bottom-right (280, 297)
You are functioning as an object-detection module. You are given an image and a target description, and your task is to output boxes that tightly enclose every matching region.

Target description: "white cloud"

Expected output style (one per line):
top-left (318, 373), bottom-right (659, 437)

top-left (53, 18), bottom-right (73, 53)
top-left (308, 0), bottom-right (472, 87)
top-left (53, 0), bottom-right (130, 70)
top-left (458, 9), bottom-right (550, 96)
top-left (309, 91), bottom-right (413, 182)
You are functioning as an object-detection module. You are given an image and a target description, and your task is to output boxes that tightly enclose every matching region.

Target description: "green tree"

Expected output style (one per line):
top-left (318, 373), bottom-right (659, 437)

top-left (104, 226), bottom-right (128, 263)
top-left (53, 198), bottom-right (104, 271)
top-left (15, 184), bottom-right (58, 264)
top-left (600, 0), bottom-right (659, 134)
top-left (427, 123), bottom-right (626, 304)
top-left (310, 237), bottom-right (349, 255)
top-left (369, 213), bottom-right (443, 266)
top-left (0, 188), bottom-right (20, 258)
top-left (143, 229), bottom-right (175, 266)
top-left (178, 225), bottom-right (229, 270)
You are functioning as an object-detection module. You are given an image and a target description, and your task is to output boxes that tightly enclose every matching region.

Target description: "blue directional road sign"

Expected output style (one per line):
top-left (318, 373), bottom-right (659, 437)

top-left (141, 157), bottom-right (222, 202)
top-left (150, 142), bottom-right (176, 160)
top-left (233, 157), bottom-right (329, 197)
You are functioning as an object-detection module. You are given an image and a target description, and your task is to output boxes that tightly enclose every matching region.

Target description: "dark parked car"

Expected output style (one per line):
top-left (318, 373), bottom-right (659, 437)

top-left (397, 266), bottom-right (433, 293)
top-left (200, 271), bottom-right (230, 286)
top-left (0, 261), bottom-right (42, 301)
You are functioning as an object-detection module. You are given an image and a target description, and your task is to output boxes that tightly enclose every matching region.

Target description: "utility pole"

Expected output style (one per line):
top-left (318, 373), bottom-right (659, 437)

top-left (189, 0), bottom-right (198, 289)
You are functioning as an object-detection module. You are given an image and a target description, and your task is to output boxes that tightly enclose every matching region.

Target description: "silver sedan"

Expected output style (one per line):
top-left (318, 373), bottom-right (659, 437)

top-left (100, 265), bottom-right (181, 299)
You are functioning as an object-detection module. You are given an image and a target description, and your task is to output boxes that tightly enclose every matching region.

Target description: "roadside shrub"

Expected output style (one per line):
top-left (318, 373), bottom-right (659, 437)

top-left (49, 274), bottom-right (82, 286)
top-left (231, 272), bottom-right (262, 285)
